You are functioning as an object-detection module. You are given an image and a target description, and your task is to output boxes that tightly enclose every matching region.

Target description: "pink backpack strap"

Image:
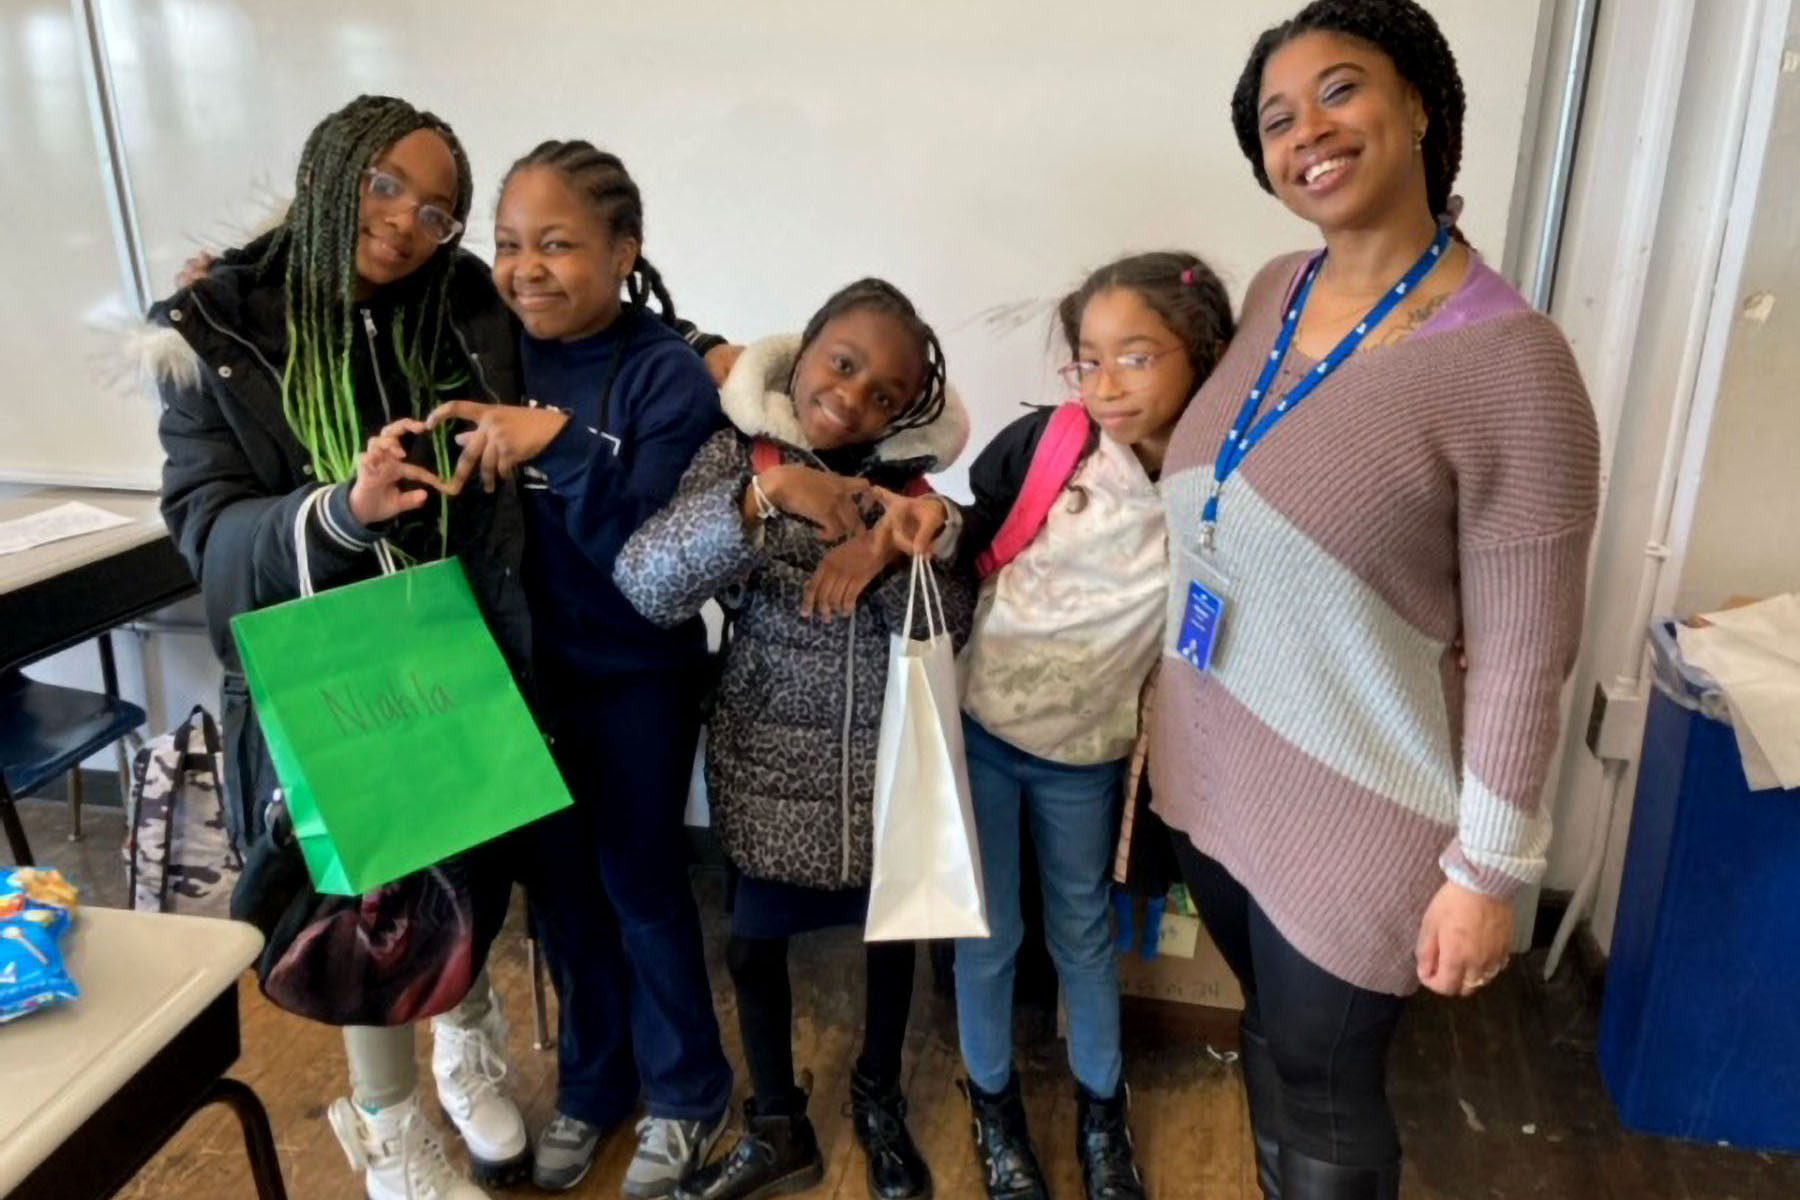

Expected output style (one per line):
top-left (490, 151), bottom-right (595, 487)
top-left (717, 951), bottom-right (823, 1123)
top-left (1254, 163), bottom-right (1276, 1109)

top-left (974, 403), bottom-right (1092, 580)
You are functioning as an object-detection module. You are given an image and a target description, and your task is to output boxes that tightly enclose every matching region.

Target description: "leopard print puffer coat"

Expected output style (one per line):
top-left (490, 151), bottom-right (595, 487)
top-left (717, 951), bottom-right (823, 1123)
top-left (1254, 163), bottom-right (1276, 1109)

top-left (615, 335), bottom-right (972, 889)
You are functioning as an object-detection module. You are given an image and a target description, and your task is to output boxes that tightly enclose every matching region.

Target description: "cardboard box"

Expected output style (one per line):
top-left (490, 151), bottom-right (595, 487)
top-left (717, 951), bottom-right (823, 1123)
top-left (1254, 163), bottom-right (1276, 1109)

top-left (1115, 912), bottom-right (1243, 1011)
top-left (1057, 903), bottom-right (1245, 1050)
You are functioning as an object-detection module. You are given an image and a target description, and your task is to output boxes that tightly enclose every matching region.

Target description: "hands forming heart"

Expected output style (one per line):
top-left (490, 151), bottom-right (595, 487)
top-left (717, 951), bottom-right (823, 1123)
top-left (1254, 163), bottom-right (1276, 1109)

top-left (345, 402), bottom-right (571, 526)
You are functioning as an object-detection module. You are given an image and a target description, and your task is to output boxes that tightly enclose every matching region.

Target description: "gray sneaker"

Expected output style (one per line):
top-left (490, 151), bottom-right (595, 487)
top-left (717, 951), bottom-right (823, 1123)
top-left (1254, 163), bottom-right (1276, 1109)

top-left (623, 1111), bottom-right (730, 1199)
top-left (533, 1113), bottom-right (604, 1192)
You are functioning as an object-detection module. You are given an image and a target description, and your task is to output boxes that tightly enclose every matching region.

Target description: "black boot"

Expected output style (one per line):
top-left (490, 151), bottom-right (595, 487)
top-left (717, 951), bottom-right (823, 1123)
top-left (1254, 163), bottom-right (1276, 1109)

top-left (1240, 1022), bottom-right (1284, 1199)
top-left (1075, 1082), bottom-right (1147, 1200)
top-left (1278, 1147), bottom-right (1401, 1200)
top-left (850, 1067), bottom-right (932, 1198)
top-left (960, 1075), bottom-right (1048, 1200)
top-left (674, 1099), bottom-right (823, 1200)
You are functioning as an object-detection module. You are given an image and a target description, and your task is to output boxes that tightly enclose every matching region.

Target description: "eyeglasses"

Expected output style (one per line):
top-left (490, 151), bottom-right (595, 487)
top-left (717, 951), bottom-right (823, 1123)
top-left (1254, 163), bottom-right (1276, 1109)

top-left (362, 168), bottom-right (463, 245)
top-left (1057, 347), bottom-right (1184, 393)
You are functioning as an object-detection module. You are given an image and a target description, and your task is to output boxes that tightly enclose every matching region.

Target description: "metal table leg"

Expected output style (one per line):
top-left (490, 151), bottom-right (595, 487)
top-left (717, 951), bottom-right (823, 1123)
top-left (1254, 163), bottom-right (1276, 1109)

top-left (200, 1077), bottom-right (289, 1200)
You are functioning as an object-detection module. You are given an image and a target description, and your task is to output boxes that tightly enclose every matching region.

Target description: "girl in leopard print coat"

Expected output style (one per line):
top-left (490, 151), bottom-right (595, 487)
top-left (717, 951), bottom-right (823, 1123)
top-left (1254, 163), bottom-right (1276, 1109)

top-left (615, 279), bottom-right (971, 1200)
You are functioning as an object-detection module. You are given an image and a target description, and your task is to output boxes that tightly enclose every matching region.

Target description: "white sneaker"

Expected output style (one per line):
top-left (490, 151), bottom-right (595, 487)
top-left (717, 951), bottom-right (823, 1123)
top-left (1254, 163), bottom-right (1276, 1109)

top-left (328, 1093), bottom-right (491, 1200)
top-left (431, 990), bottom-right (531, 1186)
top-left (625, 1110), bottom-right (730, 1198)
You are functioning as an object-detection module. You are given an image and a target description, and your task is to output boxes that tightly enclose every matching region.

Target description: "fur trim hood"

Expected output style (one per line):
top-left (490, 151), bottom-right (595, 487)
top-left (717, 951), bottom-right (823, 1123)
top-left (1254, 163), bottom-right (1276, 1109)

top-left (135, 202), bottom-right (292, 389)
top-left (718, 334), bottom-right (970, 472)
top-left (132, 322), bottom-right (204, 391)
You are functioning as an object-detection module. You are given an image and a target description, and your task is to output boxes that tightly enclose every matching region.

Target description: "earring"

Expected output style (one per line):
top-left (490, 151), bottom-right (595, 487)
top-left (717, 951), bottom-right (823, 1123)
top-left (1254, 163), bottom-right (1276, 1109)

top-left (1414, 129), bottom-right (1426, 151)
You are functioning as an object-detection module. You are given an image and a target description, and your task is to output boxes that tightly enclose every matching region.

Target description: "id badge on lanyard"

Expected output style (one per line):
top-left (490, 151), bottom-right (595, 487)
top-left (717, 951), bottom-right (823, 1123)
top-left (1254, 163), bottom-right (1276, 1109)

top-left (1172, 517), bottom-right (1235, 673)
top-left (1177, 575), bottom-right (1229, 672)
top-left (1175, 225), bottom-right (1452, 677)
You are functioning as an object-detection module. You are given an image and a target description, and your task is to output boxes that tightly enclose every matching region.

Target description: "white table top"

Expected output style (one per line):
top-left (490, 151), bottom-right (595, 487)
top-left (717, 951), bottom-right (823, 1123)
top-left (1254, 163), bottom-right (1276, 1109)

top-left (0, 485), bottom-right (169, 598)
top-left (0, 905), bottom-right (263, 1194)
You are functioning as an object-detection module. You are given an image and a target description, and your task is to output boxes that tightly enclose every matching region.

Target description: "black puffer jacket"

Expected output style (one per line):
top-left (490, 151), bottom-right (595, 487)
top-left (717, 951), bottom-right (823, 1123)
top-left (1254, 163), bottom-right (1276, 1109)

top-left (615, 335), bottom-right (974, 889)
top-left (146, 242), bottom-right (530, 852)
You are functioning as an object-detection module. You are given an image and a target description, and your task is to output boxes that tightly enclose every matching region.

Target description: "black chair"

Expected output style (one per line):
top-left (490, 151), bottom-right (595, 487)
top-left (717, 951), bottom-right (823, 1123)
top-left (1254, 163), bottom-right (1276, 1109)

top-left (1, 667), bottom-right (146, 865)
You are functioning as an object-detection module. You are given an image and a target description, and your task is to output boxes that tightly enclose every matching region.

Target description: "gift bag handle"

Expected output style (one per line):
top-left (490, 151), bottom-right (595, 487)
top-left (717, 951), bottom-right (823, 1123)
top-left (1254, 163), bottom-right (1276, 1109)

top-left (293, 487), bottom-right (399, 599)
top-left (900, 554), bottom-right (950, 645)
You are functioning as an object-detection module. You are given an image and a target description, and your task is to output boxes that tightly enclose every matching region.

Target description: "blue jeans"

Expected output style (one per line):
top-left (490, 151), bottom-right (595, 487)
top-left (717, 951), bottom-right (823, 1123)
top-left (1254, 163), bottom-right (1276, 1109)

top-left (955, 716), bottom-right (1126, 1097)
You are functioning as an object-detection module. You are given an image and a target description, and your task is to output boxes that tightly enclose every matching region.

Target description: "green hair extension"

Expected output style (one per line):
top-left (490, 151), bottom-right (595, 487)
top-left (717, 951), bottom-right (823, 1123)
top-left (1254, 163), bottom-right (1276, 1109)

top-left (261, 94), bottom-right (475, 548)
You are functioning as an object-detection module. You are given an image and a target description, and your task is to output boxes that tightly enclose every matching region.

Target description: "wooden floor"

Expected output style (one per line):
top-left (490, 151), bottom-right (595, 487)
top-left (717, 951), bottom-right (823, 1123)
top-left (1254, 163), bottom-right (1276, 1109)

top-left (17, 800), bottom-right (1800, 1200)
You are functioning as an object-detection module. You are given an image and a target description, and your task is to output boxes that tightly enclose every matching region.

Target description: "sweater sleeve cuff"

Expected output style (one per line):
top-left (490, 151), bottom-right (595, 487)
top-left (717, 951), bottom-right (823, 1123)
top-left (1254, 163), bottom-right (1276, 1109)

top-left (1440, 773), bottom-right (1552, 901)
top-left (533, 409), bottom-right (598, 494)
top-left (319, 482), bottom-right (380, 551)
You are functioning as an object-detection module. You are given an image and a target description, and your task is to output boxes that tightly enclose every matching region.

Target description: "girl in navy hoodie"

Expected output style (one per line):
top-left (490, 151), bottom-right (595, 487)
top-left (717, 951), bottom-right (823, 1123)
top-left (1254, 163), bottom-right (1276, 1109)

top-left (426, 140), bottom-right (732, 1197)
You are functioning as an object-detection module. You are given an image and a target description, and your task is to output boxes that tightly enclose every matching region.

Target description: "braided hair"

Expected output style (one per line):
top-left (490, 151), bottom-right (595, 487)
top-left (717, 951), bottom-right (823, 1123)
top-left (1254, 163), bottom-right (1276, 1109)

top-left (795, 278), bottom-right (949, 441)
top-left (1057, 252), bottom-right (1235, 388)
top-left (1230, 0), bottom-right (1466, 226)
top-left (265, 94), bottom-right (473, 484)
top-left (501, 140), bottom-right (679, 324)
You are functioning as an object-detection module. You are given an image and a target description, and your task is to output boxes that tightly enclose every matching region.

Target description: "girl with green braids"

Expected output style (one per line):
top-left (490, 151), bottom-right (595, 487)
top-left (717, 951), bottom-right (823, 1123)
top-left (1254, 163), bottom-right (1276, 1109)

top-left (151, 94), bottom-right (532, 1200)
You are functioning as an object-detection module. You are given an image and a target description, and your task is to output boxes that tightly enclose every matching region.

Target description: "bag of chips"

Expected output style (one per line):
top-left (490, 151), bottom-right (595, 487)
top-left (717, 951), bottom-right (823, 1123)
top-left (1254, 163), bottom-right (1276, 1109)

top-left (0, 867), bottom-right (79, 1023)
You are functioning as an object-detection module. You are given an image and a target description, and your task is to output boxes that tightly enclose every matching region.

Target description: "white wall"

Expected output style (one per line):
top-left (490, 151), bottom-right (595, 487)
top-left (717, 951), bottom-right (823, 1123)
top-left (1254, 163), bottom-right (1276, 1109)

top-left (1537, 0), bottom-right (1794, 950)
top-left (0, 1), bottom-right (152, 488)
top-left (6, 0), bottom-right (1548, 495)
top-left (1673, 17), bottom-right (1800, 615)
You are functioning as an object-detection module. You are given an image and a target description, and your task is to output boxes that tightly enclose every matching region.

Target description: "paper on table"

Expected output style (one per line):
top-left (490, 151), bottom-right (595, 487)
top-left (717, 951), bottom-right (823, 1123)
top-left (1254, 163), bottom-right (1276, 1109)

top-left (0, 501), bottom-right (133, 556)
top-left (1676, 593), bottom-right (1800, 791)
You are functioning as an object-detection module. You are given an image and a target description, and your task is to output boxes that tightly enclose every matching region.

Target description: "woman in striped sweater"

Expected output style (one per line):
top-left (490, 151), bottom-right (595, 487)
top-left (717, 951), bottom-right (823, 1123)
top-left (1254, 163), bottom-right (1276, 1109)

top-left (1150, 4), bottom-right (1600, 1198)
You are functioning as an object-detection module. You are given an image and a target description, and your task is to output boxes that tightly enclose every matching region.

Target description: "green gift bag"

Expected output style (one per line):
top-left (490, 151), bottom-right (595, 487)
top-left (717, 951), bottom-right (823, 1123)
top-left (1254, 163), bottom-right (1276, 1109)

top-left (230, 490), bottom-right (570, 895)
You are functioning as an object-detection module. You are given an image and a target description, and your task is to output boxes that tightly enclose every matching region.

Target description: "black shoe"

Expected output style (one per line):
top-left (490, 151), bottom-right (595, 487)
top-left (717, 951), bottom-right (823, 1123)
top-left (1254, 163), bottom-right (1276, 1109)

top-left (673, 1099), bottom-right (824, 1200)
top-left (1075, 1082), bottom-right (1146, 1200)
top-left (850, 1067), bottom-right (932, 1198)
top-left (1240, 1022), bottom-right (1284, 1199)
top-left (1278, 1147), bottom-right (1400, 1200)
top-left (960, 1075), bottom-right (1048, 1200)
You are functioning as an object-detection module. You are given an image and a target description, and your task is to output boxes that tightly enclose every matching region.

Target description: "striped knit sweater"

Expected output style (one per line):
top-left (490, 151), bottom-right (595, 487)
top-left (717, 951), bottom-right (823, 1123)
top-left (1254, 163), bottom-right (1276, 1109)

top-left (1149, 251), bottom-right (1600, 996)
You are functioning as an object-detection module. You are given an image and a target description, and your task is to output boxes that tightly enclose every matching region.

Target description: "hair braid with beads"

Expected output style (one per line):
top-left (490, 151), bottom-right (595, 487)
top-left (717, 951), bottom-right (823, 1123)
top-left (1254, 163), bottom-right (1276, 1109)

top-left (262, 94), bottom-right (474, 485)
top-left (796, 278), bottom-right (949, 441)
top-left (1230, 0), bottom-right (1466, 228)
top-left (501, 140), bottom-right (680, 325)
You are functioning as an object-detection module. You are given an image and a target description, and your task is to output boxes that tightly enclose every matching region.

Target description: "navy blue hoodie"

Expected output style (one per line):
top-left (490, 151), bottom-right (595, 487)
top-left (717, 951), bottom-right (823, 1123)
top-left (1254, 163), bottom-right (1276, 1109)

top-left (521, 308), bottom-right (724, 678)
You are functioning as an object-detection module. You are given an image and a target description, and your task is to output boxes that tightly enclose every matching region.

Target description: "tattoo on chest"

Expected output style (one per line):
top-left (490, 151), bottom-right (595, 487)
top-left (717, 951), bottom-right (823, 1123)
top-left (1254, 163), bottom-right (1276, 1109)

top-left (1370, 292), bottom-right (1451, 347)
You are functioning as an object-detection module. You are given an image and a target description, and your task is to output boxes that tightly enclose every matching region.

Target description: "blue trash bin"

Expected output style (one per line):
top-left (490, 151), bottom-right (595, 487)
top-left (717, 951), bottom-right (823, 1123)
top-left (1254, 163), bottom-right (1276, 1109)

top-left (1598, 620), bottom-right (1800, 1151)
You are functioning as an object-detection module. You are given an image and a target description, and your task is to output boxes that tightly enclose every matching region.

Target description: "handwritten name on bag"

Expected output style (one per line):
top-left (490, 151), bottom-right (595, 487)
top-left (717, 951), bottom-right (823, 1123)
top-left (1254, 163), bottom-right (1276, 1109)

top-left (319, 671), bottom-right (458, 737)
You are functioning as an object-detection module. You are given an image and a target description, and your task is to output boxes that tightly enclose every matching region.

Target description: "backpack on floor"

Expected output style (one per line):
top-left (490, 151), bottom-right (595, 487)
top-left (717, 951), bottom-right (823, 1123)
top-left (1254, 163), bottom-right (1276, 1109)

top-left (973, 403), bottom-right (1094, 580)
top-left (125, 705), bottom-right (241, 916)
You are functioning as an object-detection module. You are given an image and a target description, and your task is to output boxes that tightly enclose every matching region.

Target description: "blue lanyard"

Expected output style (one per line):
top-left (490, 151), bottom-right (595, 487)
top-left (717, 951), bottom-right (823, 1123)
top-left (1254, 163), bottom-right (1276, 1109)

top-left (1199, 226), bottom-right (1451, 551)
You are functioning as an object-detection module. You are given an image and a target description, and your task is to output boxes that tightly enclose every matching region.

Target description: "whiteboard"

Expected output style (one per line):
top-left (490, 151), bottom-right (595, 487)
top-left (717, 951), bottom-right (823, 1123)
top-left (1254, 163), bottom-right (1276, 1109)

top-left (5, 0), bottom-right (1547, 491)
top-left (0, 1), bottom-right (156, 487)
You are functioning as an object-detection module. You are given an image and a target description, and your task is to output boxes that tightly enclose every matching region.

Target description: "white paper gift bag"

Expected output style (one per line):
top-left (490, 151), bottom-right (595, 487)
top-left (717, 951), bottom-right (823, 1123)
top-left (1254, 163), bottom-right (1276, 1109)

top-left (864, 556), bottom-right (989, 941)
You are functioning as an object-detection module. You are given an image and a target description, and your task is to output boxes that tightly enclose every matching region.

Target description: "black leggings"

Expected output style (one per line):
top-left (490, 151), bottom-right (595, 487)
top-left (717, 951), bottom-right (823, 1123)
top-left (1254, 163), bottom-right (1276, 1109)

top-left (1172, 833), bottom-right (1407, 1167)
top-left (726, 934), bottom-right (915, 1116)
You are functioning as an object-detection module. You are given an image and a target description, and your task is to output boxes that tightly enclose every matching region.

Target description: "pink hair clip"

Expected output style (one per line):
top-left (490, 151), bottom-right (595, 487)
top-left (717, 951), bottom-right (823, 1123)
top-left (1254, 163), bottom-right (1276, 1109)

top-left (1180, 267), bottom-right (1197, 286)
